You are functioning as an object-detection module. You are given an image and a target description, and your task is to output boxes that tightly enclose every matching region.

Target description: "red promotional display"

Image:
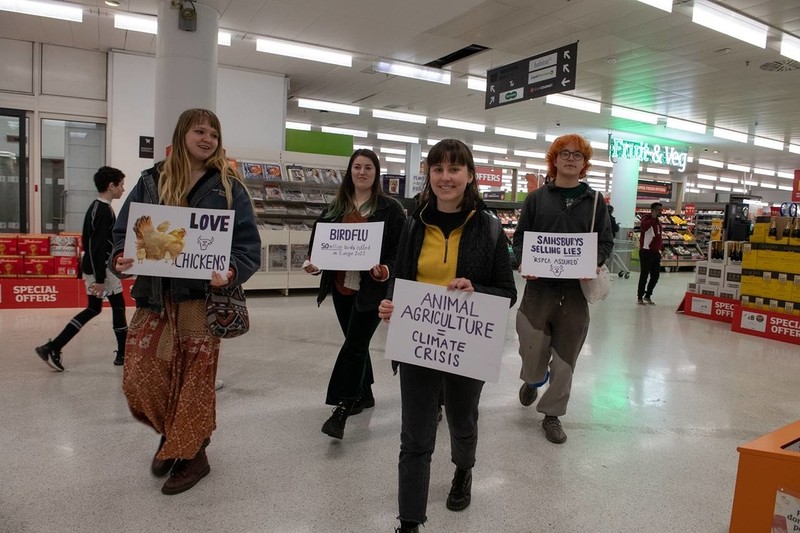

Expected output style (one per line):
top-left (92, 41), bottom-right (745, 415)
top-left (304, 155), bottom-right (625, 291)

top-left (731, 306), bottom-right (800, 346)
top-left (794, 169), bottom-right (800, 202)
top-left (0, 278), bottom-right (135, 309)
top-left (679, 292), bottom-right (738, 323)
top-left (475, 165), bottom-right (502, 187)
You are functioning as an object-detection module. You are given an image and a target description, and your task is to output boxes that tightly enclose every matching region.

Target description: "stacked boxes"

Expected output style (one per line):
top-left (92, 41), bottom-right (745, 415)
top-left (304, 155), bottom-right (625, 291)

top-left (689, 241), bottom-right (745, 299)
top-left (0, 233), bottom-right (82, 278)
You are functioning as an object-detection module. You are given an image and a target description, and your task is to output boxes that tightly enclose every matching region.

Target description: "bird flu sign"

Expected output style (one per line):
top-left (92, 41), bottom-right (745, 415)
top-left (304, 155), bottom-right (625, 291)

top-left (122, 202), bottom-right (235, 279)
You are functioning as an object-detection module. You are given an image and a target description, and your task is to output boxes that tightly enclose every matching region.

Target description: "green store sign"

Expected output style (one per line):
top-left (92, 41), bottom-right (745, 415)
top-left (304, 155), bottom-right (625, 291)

top-left (609, 136), bottom-right (688, 172)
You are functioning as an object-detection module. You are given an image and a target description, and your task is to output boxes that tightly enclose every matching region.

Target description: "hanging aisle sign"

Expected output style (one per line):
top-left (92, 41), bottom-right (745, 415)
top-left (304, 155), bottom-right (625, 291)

top-left (609, 135), bottom-right (688, 171)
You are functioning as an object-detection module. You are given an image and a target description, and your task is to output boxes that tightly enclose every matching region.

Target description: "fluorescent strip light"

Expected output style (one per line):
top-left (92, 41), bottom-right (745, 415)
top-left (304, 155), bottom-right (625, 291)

top-left (467, 76), bottom-right (486, 91)
top-left (218, 31), bottom-right (231, 46)
top-left (760, 181), bottom-right (777, 189)
top-left (593, 160), bottom-right (613, 168)
top-left (781, 34), bottom-right (800, 62)
top-left (372, 109), bottom-right (427, 124)
top-left (525, 164), bottom-right (547, 171)
top-left (697, 174), bottom-right (717, 181)
top-left (385, 156), bottom-right (406, 163)
top-left (590, 141), bottom-right (608, 151)
top-left (377, 132), bottom-right (419, 144)
top-left (587, 171), bottom-right (607, 177)
top-left (779, 185), bottom-right (793, 191)
top-left (666, 117), bottom-right (706, 134)
top-left (692, 0), bottom-right (767, 49)
top-left (636, 0), bottom-right (672, 12)
top-left (380, 168), bottom-right (388, 174)
top-left (753, 167), bottom-right (774, 176)
top-left (380, 147), bottom-right (406, 155)
top-left (545, 134), bottom-right (558, 142)
top-left (374, 61), bottom-right (450, 85)
top-left (713, 127), bottom-right (748, 143)
top-left (321, 126), bottom-right (368, 137)
top-left (545, 94), bottom-right (601, 113)
top-left (285, 121), bottom-right (311, 131)
top-left (495, 126), bottom-right (537, 140)
top-left (437, 118), bottom-right (485, 132)
top-left (719, 177), bottom-right (739, 184)
top-left (732, 188), bottom-right (746, 193)
top-left (645, 167), bottom-right (670, 175)
top-left (473, 144), bottom-right (507, 155)
top-left (790, 144), bottom-right (800, 154)
top-left (0, 0), bottom-right (83, 22)
top-left (727, 164), bottom-right (751, 173)
top-left (715, 186), bottom-right (731, 191)
top-left (297, 98), bottom-right (359, 115)
top-left (492, 160), bottom-right (520, 167)
top-left (426, 139), bottom-right (441, 146)
top-left (514, 150), bottom-right (546, 159)
top-left (473, 157), bottom-right (489, 164)
top-left (353, 144), bottom-right (373, 151)
top-left (611, 106), bottom-right (659, 124)
top-left (777, 171), bottom-right (793, 179)
top-left (257, 37), bottom-right (352, 67)
top-left (753, 136), bottom-right (784, 150)
top-left (697, 183), bottom-right (714, 189)
top-left (420, 151), bottom-right (428, 158)
top-left (114, 13), bottom-right (156, 34)
top-left (686, 188), bottom-right (701, 193)
top-left (698, 158), bottom-right (724, 168)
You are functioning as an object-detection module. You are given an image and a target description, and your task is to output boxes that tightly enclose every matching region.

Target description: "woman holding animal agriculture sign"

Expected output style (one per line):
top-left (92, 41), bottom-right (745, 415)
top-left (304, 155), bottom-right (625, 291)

top-left (109, 108), bottom-right (260, 495)
top-left (512, 134), bottom-right (613, 445)
top-left (303, 148), bottom-right (406, 440)
top-left (377, 139), bottom-right (516, 533)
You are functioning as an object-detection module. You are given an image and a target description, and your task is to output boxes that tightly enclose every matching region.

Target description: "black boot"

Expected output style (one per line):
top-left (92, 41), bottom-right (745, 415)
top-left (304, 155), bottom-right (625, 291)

top-left (446, 467), bottom-right (472, 511)
top-left (151, 435), bottom-right (175, 477)
top-left (394, 522), bottom-right (419, 533)
top-left (321, 401), bottom-right (354, 439)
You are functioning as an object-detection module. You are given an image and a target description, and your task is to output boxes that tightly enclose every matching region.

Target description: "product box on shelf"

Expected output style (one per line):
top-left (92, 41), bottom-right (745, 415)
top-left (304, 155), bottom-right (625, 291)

top-left (719, 287), bottom-right (739, 300)
top-left (0, 255), bottom-right (23, 277)
top-left (687, 282), bottom-right (698, 293)
top-left (750, 216), bottom-right (770, 243)
top-left (766, 216), bottom-right (793, 246)
top-left (23, 256), bottom-right (54, 276)
top-left (741, 243), bottom-right (757, 268)
top-left (698, 284), bottom-right (719, 297)
top-left (706, 264), bottom-right (725, 287)
top-left (695, 261), bottom-right (708, 285)
top-left (17, 235), bottom-right (50, 256)
top-left (50, 234), bottom-right (79, 257)
top-left (708, 240), bottom-right (725, 263)
top-left (0, 235), bottom-right (18, 255)
top-left (724, 265), bottom-right (742, 289)
top-left (52, 256), bottom-right (78, 277)
top-left (754, 243), bottom-right (800, 275)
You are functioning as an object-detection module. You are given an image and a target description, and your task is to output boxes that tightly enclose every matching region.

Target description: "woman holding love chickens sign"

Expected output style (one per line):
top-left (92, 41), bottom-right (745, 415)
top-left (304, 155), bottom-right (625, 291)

top-left (109, 108), bottom-right (261, 496)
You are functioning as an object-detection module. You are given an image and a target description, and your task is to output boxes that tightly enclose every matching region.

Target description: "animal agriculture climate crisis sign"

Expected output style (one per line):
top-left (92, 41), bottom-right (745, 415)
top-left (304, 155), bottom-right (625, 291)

top-left (384, 279), bottom-right (511, 383)
top-left (123, 202), bottom-right (235, 280)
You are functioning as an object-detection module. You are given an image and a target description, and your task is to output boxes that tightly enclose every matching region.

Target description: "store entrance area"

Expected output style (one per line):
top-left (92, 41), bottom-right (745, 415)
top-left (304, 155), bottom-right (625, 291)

top-left (0, 271), bottom-right (796, 531)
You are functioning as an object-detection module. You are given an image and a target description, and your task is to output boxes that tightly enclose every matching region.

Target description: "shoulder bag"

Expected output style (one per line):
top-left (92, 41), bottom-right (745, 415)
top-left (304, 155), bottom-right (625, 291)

top-left (579, 191), bottom-right (612, 304)
top-left (206, 284), bottom-right (250, 338)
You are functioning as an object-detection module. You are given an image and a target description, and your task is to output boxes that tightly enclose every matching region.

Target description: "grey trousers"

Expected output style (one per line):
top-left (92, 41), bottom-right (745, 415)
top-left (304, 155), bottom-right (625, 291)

top-left (516, 280), bottom-right (589, 417)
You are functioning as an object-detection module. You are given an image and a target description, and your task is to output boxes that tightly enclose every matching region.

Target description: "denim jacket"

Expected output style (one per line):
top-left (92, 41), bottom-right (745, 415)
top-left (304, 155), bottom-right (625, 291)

top-left (109, 165), bottom-right (261, 311)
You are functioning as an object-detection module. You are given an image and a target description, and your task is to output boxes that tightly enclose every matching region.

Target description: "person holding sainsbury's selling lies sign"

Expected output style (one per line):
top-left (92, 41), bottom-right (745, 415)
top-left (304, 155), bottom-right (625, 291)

top-left (303, 148), bottom-right (406, 441)
top-left (377, 139), bottom-right (516, 533)
top-left (513, 133), bottom-right (613, 445)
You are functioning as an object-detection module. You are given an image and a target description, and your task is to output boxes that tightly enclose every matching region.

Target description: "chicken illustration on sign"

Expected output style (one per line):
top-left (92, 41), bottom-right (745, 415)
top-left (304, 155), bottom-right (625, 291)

top-left (133, 216), bottom-right (187, 264)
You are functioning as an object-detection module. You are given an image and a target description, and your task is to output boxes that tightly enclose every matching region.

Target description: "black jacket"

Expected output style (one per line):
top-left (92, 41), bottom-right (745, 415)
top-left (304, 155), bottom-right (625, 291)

top-left (308, 194), bottom-right (406, 311)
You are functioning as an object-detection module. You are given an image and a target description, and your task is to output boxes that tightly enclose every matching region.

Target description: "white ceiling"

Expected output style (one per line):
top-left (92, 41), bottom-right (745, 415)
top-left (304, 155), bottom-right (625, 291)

top-left (2, 0), bottom-right (800, 193)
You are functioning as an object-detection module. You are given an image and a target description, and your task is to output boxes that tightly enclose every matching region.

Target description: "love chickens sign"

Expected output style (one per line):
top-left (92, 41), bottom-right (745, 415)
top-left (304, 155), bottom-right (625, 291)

top-left (122, 202), bottom-right (235, 280)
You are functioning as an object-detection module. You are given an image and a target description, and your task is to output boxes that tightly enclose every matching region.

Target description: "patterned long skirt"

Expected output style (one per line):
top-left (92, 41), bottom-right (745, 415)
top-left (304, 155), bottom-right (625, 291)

top-left (123, 297), bottom-right (220, 460)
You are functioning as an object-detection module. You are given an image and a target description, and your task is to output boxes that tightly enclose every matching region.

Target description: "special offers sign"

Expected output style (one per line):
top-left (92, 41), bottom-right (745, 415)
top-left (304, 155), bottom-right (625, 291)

top-left (123, 202), bottom-right (234, 279)
top-left (310, 222), bottom-right (384, 270)
top-left (384, 279), bottom-right (510, 383)
top-left (520, 232), bottom-right (598, 278)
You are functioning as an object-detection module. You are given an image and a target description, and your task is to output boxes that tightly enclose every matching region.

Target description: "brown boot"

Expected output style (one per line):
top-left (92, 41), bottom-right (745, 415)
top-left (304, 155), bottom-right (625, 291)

top-left (151, 435), bottom-right (175, 477)
top-left (161, 447), bottom-right (210, 495)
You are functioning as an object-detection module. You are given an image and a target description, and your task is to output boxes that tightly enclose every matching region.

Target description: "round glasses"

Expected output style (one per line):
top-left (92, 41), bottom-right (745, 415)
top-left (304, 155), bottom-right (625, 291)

top-left (558, 150), bottom-right (585, 161)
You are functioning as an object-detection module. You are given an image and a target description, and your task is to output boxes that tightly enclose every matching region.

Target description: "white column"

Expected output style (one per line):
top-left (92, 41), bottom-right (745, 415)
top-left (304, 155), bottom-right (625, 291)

top-left (610, 157), bottom-right (640, 231)
top-left (404, 143), bottom-right (422, 197)
top-left (154, 2), bottom-right (219, 158)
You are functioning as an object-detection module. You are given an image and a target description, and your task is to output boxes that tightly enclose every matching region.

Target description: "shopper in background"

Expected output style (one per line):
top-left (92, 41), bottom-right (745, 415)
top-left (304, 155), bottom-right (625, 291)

top-left (304, 148), bottom-right (406, 440)
top-left (513, 134), bottom-right (613, 444)
top-left (110, 108), bottom-right (260, 495)
top-left (637, 201), bottom-right (664, 305)
top-left (608, 204), bottom-right (620, 239)
top-left (35, 166), bottom-right (128, 371)
top-left (377, 139), bottom-right (517, 533)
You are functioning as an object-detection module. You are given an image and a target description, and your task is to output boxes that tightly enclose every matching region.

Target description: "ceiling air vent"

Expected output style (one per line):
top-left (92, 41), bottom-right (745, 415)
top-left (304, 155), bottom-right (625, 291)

top-left (424, 44), bottom-right (490, 69)
top-left (759, 59), bottom-right (800, 72)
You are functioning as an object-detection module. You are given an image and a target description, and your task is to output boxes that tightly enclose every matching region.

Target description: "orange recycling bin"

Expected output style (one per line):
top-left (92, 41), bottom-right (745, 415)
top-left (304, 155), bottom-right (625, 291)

top-left (730, 419), bottom-right (800, 532)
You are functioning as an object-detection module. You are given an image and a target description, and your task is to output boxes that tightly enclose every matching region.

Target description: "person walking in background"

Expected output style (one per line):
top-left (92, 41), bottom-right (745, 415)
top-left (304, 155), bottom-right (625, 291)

top-left (110, 108), bottom-right (260, 495)
top-left (378, 139), bottom-right (517, 533)
top-left (637, 201), bottom-right (664, 305)
top-left (607, 204), bottom-right (620, 239)
top-left (513, 134), bottom-right (613, 444)
top-left (35, 166), bottom-right (128, 371)
top-left (303, 148), bottom-right (406, 440)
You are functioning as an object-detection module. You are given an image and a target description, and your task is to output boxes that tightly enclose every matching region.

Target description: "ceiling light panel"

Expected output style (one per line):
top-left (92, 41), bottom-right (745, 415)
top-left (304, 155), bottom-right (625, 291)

top-left (377, 132), bottom-right (419, 144)
top-left (777, 172), bottom-right (793, 179)
top-left (645, 167), bottom-right (670, 175)
top-left (753, 167), bottom-right (774, 176)
top-left (697, 183), bottom-right (714, 189)
top-left (467, 76), bottom-right (486, 91)
top-left (437, 118), bottom-right (485, 132)
top-left (514, 150), bottom-right (546, 159)
top-left (473, 157), bottom-right (489, 164)
top-left (590, 141), bottom-right (608, 151)
top-left (353, 144), bottom-right (373, 151)
top-left (374, 61), bottom-right (450, 85)
top-left (285, 121), bottom-right (311, 131)
top-left (380, 147), bottom-right (406, 155)
top-left (297, 98), bottom-right (359, 115)
top-left (611, 106), bottom-right (659, 124)
top-left (1, 0), bottom-right (83, 22)
top-left (495, 127), bottom-right (537, 140)
top-left (114, 13), bottom-right (156, 34)
top-left (492, 160), bottom-right (520, 167)
top-left (257, 37), bottom-right (352, 67)
top-left (473, 144), bottom-right (507, 155)
top-left (636, 0), bottom-right (672, 12)
top-left (727, 164), bottom-right (751, 173)
top-left (753, 137), bottom-right (784, 150)
top-left (698, 158), bottom-right (724, 168)
top-left (545, 94), bottom-right (601, 113)
top-left (712, 127), bottom-right (748, 143)
top-left (384, 156), bottom-right (406, 163)
top-left (719, 177), bottom-right (739, 184)
top-left (321, 126), bottom-right (368, 137)
top-left (781, 34), bottom-right (800, 62)
top-left (372, 109), bottom-right (427, 124)
top-left (692, 0), bottom-right (767, 49)
top-left (697, 174), bottom-right (717, 181)
top-left (666, 117), bottom-right (706, 134)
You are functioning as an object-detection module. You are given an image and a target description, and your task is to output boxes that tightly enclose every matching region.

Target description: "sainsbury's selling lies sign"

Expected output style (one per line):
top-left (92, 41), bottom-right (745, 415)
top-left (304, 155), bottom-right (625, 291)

top-left (520, 231), bottom-right (598, 278)
top-left (384, 279), bottom-right (510, 383)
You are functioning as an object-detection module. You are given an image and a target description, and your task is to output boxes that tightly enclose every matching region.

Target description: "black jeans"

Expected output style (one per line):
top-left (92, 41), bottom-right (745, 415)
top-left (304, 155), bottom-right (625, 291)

top-left (398, 362), bottom-right (484, 525)
top-left (325, 290), bottom-right (381, 405)
top-left (638, 249), bottom-right (661, 299)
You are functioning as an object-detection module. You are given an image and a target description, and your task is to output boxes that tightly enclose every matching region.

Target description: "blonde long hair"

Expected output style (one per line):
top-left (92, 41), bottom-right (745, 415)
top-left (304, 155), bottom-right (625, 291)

top-left (158, 108), bottom-right (241, 207)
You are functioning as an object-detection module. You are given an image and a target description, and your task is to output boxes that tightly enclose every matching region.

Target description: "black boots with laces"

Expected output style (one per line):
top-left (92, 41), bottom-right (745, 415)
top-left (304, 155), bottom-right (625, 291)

top-left (446, 467), bottom-right (472, 511)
